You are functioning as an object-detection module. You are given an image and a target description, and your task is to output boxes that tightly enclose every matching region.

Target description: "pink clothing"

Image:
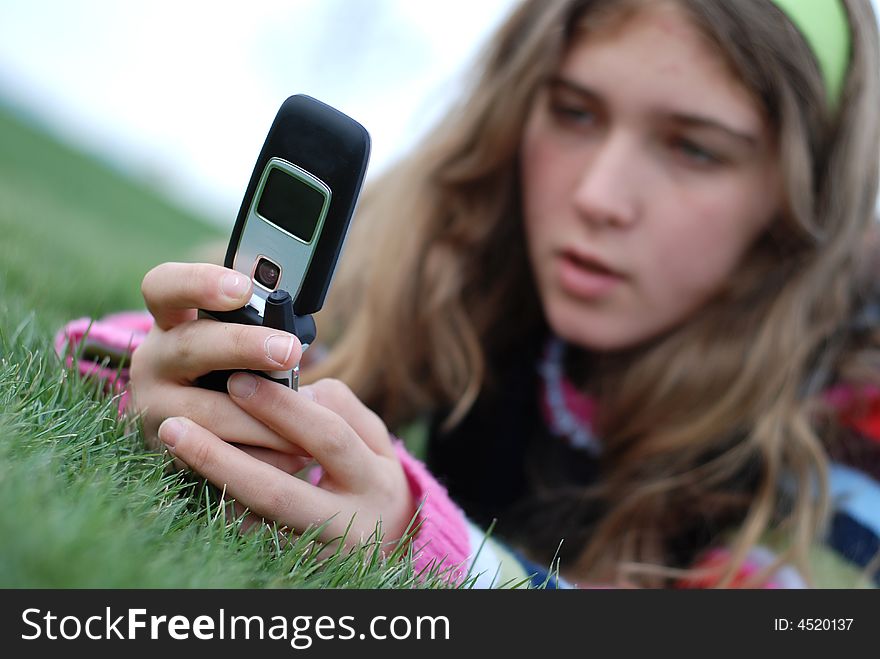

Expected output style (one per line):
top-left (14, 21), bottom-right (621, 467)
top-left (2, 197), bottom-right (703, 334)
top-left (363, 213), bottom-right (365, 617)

top-left (393, 443), bottom-right (471, 581)
top-left (54, 312), bottom-right (153, 413)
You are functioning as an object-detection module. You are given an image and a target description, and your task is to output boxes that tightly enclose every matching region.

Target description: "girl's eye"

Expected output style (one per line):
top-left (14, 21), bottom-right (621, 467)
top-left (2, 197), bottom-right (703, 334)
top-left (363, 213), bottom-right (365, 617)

top-left (549, 102), bottom-right (597, 128)
top-left (671, 138), bottom-right (722, 166)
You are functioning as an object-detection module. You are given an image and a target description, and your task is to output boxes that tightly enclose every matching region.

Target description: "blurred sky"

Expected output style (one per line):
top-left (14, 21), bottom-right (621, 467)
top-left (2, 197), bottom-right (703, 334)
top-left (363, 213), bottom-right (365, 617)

top-left (0, 0), bottom-right (517, 224)
top-left (0, 0), bottom-right (878, 226)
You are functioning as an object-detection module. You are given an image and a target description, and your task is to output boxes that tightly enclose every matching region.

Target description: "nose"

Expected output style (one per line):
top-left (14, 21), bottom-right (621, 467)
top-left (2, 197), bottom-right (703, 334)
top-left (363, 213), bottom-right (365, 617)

top-left (571, 131), bottom-right (640, 229)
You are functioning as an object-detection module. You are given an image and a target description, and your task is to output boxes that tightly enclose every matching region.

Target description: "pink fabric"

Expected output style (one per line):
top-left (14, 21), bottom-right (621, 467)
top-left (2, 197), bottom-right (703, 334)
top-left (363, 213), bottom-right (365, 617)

top-left (676, 548), bottom-right (783, 589)
top-left (559, 377), bottom-right (598, 426)
top-left (822, 382), bottom-right (880, 413)
top-left (392, 441), bottom-right (471, 583)
top-left (305, 443), bottom-right (472, 583)
top-left (54, 311), bottom-right (153, 413)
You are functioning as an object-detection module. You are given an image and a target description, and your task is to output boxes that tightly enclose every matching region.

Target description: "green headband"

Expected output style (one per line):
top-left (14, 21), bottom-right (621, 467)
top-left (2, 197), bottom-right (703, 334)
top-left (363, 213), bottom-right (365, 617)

top-left (770, 0), bottom-right (852, 107)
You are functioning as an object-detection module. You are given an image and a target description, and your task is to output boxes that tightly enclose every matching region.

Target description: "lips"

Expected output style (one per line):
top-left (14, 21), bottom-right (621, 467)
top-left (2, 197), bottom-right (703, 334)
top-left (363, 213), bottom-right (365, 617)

top-left (563, 249), bottom-right (623, 278)
top-left (557, 248), bottom-right (624, 299)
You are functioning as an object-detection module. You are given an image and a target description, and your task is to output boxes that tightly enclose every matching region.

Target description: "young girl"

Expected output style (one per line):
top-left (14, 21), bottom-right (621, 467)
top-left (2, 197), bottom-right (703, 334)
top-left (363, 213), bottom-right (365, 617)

top-left (60, 0), bottom-right (880, 588)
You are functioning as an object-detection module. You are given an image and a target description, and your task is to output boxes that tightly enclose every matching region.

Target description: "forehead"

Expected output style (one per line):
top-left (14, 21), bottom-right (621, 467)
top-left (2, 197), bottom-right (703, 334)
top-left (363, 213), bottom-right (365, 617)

top-left (562, 2), bottom-right (766, 133)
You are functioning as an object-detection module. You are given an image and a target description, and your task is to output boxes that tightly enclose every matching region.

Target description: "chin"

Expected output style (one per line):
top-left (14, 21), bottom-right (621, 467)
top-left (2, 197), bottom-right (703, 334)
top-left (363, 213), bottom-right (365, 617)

top-left (543, 300), bottom-right (647, 353)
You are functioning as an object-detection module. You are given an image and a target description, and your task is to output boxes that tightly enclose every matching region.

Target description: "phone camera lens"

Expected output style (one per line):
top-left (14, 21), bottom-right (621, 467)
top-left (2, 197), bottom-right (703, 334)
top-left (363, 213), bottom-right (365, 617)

top-left (254, 257), bottom-right (281, 290)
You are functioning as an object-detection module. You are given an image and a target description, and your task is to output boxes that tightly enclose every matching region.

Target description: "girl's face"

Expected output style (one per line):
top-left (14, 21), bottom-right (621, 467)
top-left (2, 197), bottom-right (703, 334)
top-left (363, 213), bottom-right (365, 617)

top-left (520, 3), bottom-right (783, 351)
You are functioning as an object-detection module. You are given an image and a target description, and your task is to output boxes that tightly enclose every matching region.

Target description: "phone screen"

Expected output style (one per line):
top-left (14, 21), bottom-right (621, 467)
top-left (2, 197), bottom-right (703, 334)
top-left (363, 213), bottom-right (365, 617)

top-left (256, 167), bottom-right (325, 243)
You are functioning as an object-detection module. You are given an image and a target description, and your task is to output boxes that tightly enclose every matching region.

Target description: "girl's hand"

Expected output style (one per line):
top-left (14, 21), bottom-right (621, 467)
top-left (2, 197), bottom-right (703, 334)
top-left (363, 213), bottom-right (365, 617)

top-left (157, 376), bottom-right (415, 546)
top-left (130, 262), bottom-right (307, 456)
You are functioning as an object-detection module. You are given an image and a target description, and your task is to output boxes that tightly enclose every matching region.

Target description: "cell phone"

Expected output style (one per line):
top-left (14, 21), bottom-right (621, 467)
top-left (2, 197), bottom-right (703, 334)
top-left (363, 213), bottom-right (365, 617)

top-left (196, 94), bottom-right (370, 392)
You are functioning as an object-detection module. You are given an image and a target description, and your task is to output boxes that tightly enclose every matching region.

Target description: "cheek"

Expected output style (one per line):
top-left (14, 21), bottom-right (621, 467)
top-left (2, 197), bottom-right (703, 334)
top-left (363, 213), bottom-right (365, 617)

top-left (644, 192), bottom-right (774, 307)
top-left (520, 132), bottom-right (554, 256)
top-left (520, 133), bottom-right (553, 224)
top-left (520, 125), bottom-right (579, 252)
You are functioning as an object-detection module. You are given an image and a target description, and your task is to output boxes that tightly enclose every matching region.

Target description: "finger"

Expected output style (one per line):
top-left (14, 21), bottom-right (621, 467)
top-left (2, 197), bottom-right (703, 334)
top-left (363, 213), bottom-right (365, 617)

top-left (235, 444), bottom-right (314, 475)
top-left (158, 417), bottom-right (343, 537)
top-left (226, 374), bottom-right (376, 484)
top-left (142, 262), bottom-right (253, 330)
top-left (300, 379), bottom-right (395, 458)
top-left (140, 385), bottom-right (309, 455)
top-left (154, 319), bottom-right (301, 382)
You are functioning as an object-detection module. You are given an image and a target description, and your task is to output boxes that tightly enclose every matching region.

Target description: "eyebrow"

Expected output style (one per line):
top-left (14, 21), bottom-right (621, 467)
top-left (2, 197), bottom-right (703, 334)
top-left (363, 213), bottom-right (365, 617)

top-left (546, 76), bottom-right (759, 147)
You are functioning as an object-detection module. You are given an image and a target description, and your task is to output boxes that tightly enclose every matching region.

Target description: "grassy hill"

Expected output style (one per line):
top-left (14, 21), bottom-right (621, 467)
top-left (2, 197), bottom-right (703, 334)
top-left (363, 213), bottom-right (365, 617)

top-left (0, 103), bottom-right (222, 327)
top-left (0, 104), bottom-right (453, 588)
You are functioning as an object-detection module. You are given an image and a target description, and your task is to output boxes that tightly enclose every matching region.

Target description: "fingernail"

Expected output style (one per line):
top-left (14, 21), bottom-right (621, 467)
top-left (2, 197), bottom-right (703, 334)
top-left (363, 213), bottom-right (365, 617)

top-left (228, 372), bottom-right (258, 399)
top-left (265, 334), bottom-right (295, 366)
top-left (298, 385), bottom-right (316, 401)
top-left (158, 417), bottom-right (187, 450)
top-left (220, 273), bottom-right (250, 300)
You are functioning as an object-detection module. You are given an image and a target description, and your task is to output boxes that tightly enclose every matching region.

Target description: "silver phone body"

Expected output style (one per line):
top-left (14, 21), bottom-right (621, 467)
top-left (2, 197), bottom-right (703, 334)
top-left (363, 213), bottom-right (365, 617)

top-left (232, 156), bottom-right (332, 319)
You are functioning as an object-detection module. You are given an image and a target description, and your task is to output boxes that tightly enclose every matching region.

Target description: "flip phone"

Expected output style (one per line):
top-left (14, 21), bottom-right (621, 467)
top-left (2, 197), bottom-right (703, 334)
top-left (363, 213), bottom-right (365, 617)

top-left (196, 95), bottom-right (370, 392)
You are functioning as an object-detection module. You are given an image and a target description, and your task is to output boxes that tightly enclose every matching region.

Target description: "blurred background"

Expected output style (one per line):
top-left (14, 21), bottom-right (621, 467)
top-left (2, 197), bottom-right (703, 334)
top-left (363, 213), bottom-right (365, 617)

top-left (0, 0), bottom-right (517, 324)
top-left (0, 0), bottom-right (517, 226)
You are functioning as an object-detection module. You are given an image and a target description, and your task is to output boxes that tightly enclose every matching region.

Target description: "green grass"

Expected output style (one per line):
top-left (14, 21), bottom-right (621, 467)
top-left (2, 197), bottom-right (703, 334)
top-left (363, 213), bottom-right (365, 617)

top-left (0, 104), bottom-right (469, 588)
top-left (0, 103), bottom-right (224, 329)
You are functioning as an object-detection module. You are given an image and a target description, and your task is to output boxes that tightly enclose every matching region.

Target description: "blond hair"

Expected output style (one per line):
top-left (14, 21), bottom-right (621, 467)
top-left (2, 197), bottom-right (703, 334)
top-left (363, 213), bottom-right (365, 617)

top-left (307, 0), bottom-right (880, 587)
